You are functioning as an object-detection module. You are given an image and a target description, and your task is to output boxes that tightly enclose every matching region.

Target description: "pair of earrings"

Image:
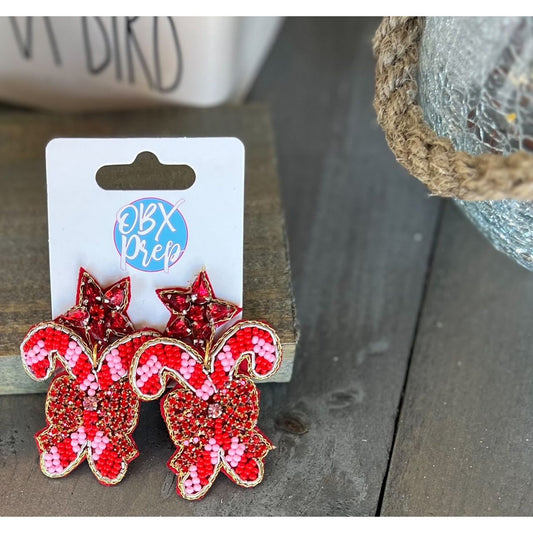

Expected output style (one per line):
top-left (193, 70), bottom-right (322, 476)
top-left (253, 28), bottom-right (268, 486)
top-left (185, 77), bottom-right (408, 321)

top-left (20, 268), bottom-right (282, 500)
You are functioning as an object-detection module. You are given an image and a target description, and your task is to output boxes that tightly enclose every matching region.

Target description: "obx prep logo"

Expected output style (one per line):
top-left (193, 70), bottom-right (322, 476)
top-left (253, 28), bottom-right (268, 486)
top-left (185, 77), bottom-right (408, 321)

top-left (114, 198), bottom-right (188, 272)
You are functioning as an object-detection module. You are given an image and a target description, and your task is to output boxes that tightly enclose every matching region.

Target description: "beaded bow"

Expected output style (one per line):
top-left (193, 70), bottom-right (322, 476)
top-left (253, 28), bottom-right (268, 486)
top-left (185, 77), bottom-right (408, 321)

top-left (130, 319), bottom-right (282, 500)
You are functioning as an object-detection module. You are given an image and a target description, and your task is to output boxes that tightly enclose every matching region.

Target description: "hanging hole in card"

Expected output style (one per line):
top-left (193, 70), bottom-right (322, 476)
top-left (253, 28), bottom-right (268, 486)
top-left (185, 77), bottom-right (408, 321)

top-left (95, 151), bottom-right (196, 190)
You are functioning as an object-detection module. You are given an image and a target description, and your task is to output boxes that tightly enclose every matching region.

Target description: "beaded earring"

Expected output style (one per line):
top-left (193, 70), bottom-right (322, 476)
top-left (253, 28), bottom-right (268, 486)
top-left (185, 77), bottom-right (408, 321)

top-left (20, 268), bottom-right (160, 485)
top-left (129, 269), bottom-right (283, 500)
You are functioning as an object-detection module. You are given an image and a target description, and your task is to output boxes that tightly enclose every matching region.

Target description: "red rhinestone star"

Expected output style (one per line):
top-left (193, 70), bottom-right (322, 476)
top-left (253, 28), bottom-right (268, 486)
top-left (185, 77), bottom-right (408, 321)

top-left (57, 268), bottom-right (135, 351)
top-left (156, 270), bottom-right (241, 354)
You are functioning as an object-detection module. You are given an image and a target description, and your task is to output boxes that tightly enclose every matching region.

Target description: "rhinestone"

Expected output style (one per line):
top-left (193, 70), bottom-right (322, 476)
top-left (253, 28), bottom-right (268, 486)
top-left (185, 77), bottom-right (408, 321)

top-left (207, 403), bottom-right (222, 418)
top-left (83, 396), bottom-right (98, 411)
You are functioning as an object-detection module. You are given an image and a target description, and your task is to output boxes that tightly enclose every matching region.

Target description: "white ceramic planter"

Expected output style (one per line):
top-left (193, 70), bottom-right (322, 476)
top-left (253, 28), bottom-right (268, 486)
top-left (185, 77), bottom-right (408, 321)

top-left (0, 16), bottom-right (282, 111)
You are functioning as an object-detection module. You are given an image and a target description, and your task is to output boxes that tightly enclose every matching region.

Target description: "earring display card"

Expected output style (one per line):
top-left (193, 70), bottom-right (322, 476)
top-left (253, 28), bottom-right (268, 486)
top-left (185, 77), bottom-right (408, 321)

top-left (0, 104), bottom-right (298, 393)
top-left (46, 137), bottom-right (244, 330)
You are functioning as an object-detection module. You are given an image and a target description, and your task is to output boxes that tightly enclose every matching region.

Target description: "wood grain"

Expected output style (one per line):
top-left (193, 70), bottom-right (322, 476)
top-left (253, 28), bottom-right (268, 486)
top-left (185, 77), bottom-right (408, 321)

top-left (242, 17), bottom-right (441, 515)
top-left (0, 104), bottom-right (298, 393)
top-left (381, 202), bottom-right (533, 516)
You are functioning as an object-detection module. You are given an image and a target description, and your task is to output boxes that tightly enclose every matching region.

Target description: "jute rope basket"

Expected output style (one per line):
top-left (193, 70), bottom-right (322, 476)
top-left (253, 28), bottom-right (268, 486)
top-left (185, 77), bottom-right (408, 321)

top-left (373, 16), bottom-right (533, 200)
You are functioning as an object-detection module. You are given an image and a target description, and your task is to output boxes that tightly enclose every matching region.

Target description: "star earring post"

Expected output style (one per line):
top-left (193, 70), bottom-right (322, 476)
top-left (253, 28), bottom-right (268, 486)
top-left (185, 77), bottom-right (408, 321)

top-left (155, 269), bottom-right (241, 355)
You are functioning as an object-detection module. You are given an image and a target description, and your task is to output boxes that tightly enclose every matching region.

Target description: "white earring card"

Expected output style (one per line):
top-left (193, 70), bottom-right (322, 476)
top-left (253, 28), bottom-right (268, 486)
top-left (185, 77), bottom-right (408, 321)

top-left (45, 137), bottom-right (245, 330)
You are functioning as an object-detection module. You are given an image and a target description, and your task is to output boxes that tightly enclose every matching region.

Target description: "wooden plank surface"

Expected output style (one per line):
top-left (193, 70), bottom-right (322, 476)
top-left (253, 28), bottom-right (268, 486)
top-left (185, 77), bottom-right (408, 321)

top-left (0, 17), bottom-right (443, 516)
top-left (245, 17), bottom-right (441, 516)
top-left (0, 104), bottom-right (297, 393)
top-left (381, 202), bottom-right (533, 516)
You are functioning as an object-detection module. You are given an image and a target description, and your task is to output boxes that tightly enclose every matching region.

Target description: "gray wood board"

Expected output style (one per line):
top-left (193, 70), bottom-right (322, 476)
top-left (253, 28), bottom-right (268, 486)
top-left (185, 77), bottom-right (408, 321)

top-left (381, 202), bottom-right (533, 516)
top-left (0, 18), bottom-right (441, 515)
top-left (249, 17), bottom-right (440, 516)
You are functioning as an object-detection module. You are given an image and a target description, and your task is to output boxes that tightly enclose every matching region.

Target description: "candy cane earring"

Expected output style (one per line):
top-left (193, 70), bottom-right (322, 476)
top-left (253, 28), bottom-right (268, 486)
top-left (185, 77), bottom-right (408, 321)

top-left (20, 268), bottom-right (160, 485)
top-left (130, 270), bottom-right (282, 500)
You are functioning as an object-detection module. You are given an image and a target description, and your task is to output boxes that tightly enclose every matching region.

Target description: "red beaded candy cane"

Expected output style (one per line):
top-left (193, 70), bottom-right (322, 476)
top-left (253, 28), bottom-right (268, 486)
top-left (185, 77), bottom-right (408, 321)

top-left (20, 268), bottom-right (160, 485)
top-left (130, 319), bottom-right (282, 500)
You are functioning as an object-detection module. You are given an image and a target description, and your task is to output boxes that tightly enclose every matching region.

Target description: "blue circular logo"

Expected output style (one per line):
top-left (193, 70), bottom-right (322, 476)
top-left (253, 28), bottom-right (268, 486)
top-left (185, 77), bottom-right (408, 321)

top-left (114, 197), bottom-right (188, 272)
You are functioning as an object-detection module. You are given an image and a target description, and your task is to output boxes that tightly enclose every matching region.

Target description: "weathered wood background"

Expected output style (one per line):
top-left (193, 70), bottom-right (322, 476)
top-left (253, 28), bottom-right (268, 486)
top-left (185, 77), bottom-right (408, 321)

top-left (2, 17), bottom-right (532, 516)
